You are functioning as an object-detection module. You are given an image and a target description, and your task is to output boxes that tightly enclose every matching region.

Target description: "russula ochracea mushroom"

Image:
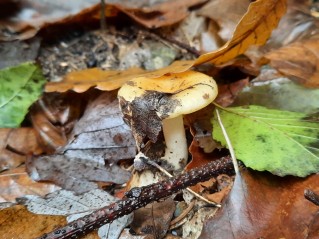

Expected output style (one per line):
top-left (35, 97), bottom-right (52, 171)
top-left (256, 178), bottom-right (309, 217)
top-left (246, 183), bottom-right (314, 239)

top-left (118, 70), bottom-right (218, 170)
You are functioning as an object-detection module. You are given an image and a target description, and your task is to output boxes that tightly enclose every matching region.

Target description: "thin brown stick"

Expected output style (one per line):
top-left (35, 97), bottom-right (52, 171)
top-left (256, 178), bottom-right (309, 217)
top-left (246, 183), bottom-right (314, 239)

top-left (305, 189), bottom-right (319, 206)
top-left (37, 156), bottom-right (234, 239)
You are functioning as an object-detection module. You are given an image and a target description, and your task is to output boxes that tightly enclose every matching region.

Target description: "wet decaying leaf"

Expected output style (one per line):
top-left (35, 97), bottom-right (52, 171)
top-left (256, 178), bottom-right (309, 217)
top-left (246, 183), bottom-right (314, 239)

top-left (199, 169), bottom-right (319, 239)
top-left (0, 128), bottom-right (43, 171)
top-left (27, 91), bottom-right (135, 193)
top-left (262, 36), bottom-right (319, 88)
top-left (130, 198), bottom-right (175, 238)
top-left (20, 189), bottom-right (133, 239)
top-left (0, 205), bottom-right (66, 238)
top-left (0, 166), bottom-right (60, 203)
top-left (108, 0), bottom-right (207, 29)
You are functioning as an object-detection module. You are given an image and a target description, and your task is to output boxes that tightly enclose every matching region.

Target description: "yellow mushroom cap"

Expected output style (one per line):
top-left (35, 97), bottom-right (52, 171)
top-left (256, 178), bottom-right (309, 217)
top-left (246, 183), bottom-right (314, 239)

top-left (118, 70), bottom-right (218, 119)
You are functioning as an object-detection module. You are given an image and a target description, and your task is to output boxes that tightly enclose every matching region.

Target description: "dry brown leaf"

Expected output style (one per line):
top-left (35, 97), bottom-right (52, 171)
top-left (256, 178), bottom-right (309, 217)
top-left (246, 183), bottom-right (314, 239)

top-left (214, 78), bottom-right (249, 107)
top-left (194, 0), bottom-right (287, 65)
top-left (30, 92), bottom-right (84, 151)
top-left (0, 205), bottom-right (66, 238)
top-left (0, 205), bottom-right (99, 239)
top-left (263, 37), bottom-right (319, 87)
top-left (0, 128), bottom-right (43, 171)
top-left (45, 67), bottom-right (145, 93)
top-left (109, 0), bottom-right (207, 28)
top-left (199, 169), bottom-right (319, 239)
top-left (136, 0), bottom-right (287, 75)
top-left (198, 0), bottom-right (251, 41)
top-left (0, 166), bottom-right (60, 203)
top-left (27, 92), bottom-right (135, 193)
top-left (44, 0), bottom-right (286, 94)
top-left (131, 198), bottom-right (175, 238)
top-left (0, 0), bottom-right (103, 41)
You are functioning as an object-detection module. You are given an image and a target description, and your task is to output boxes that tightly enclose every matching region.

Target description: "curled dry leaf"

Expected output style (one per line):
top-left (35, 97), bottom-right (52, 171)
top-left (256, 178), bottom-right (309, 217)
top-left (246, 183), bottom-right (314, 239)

top-left (44, 0), bottom-right (286, 94)
top-left (199, 169), bottom-right (319, 239)
top-left (45, 67), bottom-right (145, 93)
top-left (262, 37), bottom-right (319, 88)
top-left (27, 91), bottom-right (135, 193)
top-left (0, 165), bottom-right (60, 203)
top-left (108, 0), bottom-right (207, 29)
top-left (0, 128), bottom-right (43, 171)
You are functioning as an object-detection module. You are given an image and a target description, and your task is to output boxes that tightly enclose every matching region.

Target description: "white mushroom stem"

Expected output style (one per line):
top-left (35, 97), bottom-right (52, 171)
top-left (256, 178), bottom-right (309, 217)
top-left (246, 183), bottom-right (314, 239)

top-left (162, 115), bottom-right (188, 170)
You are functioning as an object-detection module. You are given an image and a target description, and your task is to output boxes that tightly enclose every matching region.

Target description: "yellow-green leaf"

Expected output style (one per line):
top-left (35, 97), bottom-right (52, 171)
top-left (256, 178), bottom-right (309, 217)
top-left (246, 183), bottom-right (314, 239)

top-left (212, 105), bottom-right (319, 177)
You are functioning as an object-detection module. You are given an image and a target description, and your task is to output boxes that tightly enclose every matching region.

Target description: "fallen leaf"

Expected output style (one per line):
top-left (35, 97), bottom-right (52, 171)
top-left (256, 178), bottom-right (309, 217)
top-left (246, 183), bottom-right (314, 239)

top-left (266, 0), bottom-right (319, 48)
top-left (20, 189), bottom-right (133, 239)
top-left (131, 198), bottom-right (175, 238)
top-left (131, 0), bottom-right (287, 75)
top-left (27, 92), bottom-right (135, 193)
top-left (198, 0), bottom-right (250, 41)
top-left (263, 37), bottom-right (319, 87)
top-left (195, 0), bottom-right (287, 65)
top-left (0, 205), bottom-right (66, 238)
top-left (0, 165), bottom-right (60, 203)
top-left (199, 169), bottom-right (319, 239)
top-left (0, 62), bottom-right (46, 128)
top-left (0, 38), bottom-right (41, 69)
top-left (45, 0), bottom-right (286, 94)
top-left (214, 78), bottom-right (249, 107)
top-left (108, 0), bottom-right (207, 29)
top-left (212, 105), bottom-right (319, 177)
top-left (233, 77), bottom-right (319, 114)
top-left (0, 0), bottom-right (101, 41)
top-left (0, 128), bottom-right (43, 171)
top-left (30, 92), bottom-right (84, 151)
top-left (45, 67), bottom-right (145, 93)
top-left (182, 203), bottom-right (218, 239)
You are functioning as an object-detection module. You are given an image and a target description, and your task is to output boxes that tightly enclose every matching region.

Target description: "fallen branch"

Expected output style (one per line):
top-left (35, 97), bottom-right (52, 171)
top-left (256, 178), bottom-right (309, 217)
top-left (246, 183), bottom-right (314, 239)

top-left (38, 156), bottom-right (234, 239)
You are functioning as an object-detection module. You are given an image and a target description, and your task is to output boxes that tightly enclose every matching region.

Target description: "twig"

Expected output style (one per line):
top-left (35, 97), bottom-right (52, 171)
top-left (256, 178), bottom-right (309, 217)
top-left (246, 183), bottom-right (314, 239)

top-left (169, 200), bottom-right (195, 226)
top-left (304, 189), bottom-right (319, 206)
top-left (141, 157), bottom-right (221, 207)
top-left (37, 156), bottom-right (234, 239)
top-left (100, 0), bottom-right (106, 31)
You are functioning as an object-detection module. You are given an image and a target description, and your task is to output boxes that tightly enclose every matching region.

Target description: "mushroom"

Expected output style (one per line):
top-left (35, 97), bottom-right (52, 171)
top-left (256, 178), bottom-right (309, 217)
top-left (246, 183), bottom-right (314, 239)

top-left (118, 70), bottom-right (218, 171)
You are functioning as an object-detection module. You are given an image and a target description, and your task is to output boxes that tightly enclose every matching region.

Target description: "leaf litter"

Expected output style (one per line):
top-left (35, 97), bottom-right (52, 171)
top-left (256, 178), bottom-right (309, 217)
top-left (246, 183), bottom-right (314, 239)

top-left (27, 91), bottom-right (135, 193)
top-left (19, 189), bottom-right (133, 239)
top-left (0, 0), bottom-right (316, 238)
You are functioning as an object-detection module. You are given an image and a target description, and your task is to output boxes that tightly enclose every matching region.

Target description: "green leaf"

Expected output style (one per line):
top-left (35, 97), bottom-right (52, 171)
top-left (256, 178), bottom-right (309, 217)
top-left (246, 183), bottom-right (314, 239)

top-left (212, 105), bottom-right (319, 177)
top-left (0, 62), bottom-right (45, 127)
top-left (233, 77), bottom-right (319, 114)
